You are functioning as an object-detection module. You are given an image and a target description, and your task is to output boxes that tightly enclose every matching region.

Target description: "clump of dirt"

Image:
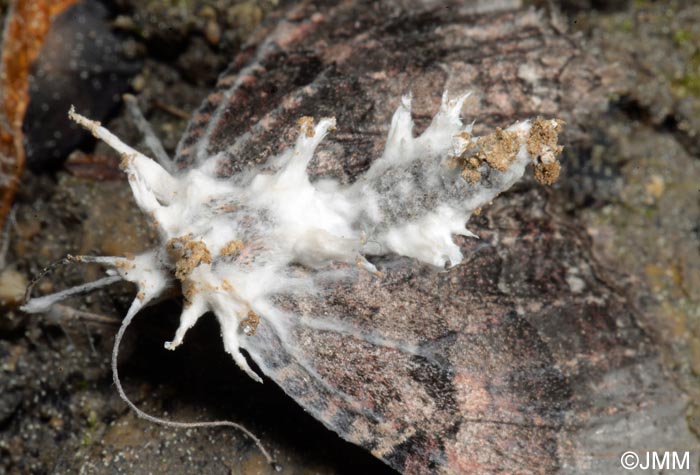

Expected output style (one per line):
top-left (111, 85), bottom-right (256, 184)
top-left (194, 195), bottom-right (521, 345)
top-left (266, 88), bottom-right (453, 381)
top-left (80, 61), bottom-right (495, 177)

top-left (167, 234), bottom-right (212, 280)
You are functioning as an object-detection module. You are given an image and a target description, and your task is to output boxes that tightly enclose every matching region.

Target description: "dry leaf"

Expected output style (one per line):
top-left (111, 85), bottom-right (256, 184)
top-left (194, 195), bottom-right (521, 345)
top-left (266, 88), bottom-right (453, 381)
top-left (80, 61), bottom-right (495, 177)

top-left (0, 0), bottom-right (79, 226)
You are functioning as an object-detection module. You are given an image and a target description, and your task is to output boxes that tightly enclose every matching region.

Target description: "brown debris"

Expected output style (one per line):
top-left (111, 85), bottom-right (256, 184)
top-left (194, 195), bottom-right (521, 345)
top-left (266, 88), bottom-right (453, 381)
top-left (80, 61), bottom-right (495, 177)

top-left (476, 128), bottom-right (519, 172)
top-left (166, 234), bottom-right (213, 280)
top-left (526, 117), bottom-right (564, 185)
top-left (452, 128), bottom-right (519, 183)
top-left (461, 167), bottom-right (482, 184)
top-left (526, 117), bottom-right (563, 158)
top-left (297, 116), bottom-right (315, 137)
top-left (448, 132), bottom-right (481, 183)
top-left (533, 160), bottom-right (561, 186)
top-left (240, 310), bottom-right (260, 336)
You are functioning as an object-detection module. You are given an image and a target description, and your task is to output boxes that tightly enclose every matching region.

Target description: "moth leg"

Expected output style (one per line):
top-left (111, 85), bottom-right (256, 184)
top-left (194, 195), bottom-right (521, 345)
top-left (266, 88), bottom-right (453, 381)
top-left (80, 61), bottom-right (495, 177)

top-left (215, 308), bottom-right (263, 383)
top-left (20, 254), bottom-right (127, 313)
top-left (164, 294), bottom-right (208, 350)
top-left (69, 107), bottom-right (178, 209)
top-left (21, 275), bottom-right (122, 313)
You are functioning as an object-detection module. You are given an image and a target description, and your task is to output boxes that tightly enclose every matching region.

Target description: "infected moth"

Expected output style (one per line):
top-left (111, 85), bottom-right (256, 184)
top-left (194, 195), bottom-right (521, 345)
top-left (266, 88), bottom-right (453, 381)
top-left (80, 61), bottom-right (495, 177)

top-left (23, 91), bottom-right (562, 470)
top-left (24, 92), bottom-right (562, 380)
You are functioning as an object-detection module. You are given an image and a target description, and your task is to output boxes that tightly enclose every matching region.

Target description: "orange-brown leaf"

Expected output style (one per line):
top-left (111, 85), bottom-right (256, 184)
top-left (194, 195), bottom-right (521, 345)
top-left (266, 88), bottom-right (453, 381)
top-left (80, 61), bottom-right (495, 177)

top-left (0, 0), bottom-right (80, 225)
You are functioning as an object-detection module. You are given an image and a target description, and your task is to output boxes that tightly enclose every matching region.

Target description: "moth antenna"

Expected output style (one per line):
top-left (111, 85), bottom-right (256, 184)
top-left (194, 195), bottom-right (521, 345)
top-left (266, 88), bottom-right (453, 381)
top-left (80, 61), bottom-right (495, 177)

top-left (123, 94), bottom-right (174, 174)
top-left (112, 298), bottom-right (279, 469)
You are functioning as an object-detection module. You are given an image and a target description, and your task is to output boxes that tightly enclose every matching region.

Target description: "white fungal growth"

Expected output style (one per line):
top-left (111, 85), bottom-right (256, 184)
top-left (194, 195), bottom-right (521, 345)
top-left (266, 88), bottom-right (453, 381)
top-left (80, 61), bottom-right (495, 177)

top-left (23, 92), bottom-right (563, 383)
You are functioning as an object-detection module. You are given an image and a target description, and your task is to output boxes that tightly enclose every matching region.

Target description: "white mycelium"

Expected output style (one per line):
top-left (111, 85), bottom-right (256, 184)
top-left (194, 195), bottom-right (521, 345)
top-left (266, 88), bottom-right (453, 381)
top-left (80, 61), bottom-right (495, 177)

top-left (23, 93), bottom-right (562, 384)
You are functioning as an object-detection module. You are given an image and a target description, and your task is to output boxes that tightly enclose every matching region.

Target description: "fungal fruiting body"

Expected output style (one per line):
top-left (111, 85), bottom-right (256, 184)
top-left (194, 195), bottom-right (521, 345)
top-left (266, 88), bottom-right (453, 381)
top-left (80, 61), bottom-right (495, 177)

top-left (23, 92), bottom-right (563, 382)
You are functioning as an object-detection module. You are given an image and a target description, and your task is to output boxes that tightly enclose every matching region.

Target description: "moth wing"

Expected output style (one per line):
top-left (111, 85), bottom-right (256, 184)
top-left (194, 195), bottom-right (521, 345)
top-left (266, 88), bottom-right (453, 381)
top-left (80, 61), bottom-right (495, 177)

top-left (240, 258), bottom-right (568, 475)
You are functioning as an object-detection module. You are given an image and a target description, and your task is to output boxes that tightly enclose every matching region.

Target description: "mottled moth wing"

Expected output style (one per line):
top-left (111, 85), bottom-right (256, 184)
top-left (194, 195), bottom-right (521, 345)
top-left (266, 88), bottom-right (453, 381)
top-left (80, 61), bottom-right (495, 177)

top-left (236, 190), bottom-right (691, 475)
top-left (242, 250), bottom-right (569, 474)
top-left (172, 1), bottom-right (695, 474)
